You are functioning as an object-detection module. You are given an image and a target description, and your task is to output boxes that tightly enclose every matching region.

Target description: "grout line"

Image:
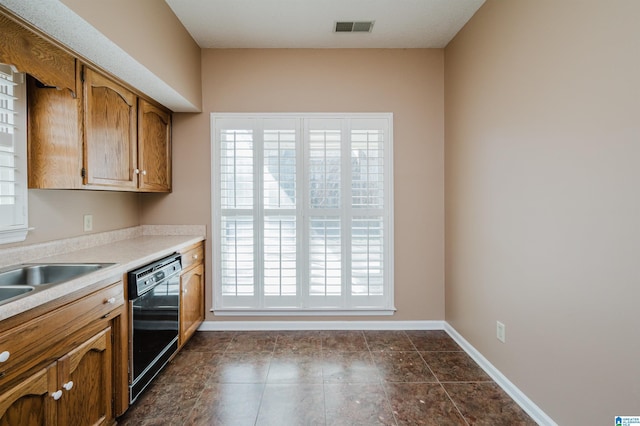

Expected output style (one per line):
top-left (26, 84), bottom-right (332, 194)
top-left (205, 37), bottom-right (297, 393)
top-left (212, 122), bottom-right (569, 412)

top-left (411, 332), bottom-right (471, 426)
top-left (440, 383), bottom-right (471, 426)
top-left (417, 350), bottom-right (438, 380)
top-left (320, 330), bottom-right (328, 426)
top-left (252, 333), bottom-right (276, 426)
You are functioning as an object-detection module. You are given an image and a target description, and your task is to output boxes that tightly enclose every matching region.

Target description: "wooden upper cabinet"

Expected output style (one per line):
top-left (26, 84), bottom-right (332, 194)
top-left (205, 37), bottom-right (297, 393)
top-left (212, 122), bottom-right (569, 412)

top-left (83, 67), bottom-right (138, 190)
top-left (28, 74), bottom-right (83, 189)
top-left (138, 99), bottom-right (172, 192)
top-left (0, 12), bottom-right (77, 95)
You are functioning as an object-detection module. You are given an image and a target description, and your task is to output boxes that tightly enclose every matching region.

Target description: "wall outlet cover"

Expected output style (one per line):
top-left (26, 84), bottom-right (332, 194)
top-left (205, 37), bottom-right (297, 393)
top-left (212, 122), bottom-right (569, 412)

top-left (497, 321), bottom-right (506, 343)
top-left (83, 214), bottom-right (93, 232)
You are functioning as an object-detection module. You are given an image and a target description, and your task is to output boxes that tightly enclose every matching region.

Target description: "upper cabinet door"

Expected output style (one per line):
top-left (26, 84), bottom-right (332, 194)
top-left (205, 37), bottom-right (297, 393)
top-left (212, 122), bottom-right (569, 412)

top-left (83, 67), bottom-right (138, 189)
top-left (0, 13), bottom-right (77, 95)
top-left (138, 99), bottom-right (172, 192)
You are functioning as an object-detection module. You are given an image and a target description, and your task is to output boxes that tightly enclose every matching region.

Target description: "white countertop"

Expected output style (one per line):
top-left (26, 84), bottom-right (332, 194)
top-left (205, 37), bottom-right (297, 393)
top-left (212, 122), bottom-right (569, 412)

top-left (0, 227), bottom-right (205, 321)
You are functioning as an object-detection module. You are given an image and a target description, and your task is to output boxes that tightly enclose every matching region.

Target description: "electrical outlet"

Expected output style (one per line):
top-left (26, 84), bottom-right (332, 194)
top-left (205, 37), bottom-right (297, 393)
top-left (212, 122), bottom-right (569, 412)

top-left (83, 214), bottom-right (93, 232)
top-left (496, 321), bottom-right (506, 343)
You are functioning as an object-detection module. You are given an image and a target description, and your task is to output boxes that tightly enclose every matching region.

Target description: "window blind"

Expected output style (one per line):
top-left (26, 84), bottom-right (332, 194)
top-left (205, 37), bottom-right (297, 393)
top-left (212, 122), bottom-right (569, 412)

top-left (212, 114), bottom-right (394, 314)
top-left (0, 64), bottom-right (28, 243)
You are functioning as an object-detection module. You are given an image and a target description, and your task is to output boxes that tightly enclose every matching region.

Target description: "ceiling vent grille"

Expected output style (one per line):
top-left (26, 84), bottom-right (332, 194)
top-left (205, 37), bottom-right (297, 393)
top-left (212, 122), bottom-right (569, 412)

top-left (334, 21), bottom-right (374, 33)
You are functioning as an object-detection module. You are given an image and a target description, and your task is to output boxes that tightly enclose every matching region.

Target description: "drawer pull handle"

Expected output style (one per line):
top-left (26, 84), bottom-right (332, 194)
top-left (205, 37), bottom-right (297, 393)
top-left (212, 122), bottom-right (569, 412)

top-left (63, 381), bottom-right (74, 391)
top-left (0, 351), bottom-right (9, 363)
top-left (52, 390), bottom-right (63, 400)
top-left (105, 297), bottom-right (116, 305)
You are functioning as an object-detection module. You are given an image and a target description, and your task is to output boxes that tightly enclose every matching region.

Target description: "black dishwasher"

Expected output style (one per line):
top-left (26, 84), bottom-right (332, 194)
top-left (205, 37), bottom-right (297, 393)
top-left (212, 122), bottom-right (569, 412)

top-left (128, 253), bottom-right (181, 403)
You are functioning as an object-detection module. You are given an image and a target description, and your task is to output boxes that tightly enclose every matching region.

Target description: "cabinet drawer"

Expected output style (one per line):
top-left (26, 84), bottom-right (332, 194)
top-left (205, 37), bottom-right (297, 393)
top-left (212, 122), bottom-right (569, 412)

top-left (181, 243), bottom-right (204, 271)
top-left (0, 281), bottom-right (123, 385)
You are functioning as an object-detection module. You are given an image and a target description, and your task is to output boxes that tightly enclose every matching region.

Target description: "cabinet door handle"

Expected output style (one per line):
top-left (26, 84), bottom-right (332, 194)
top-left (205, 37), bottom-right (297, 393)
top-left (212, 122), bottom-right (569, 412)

top-left (105, 297), bottom-right (116, 304)
top-left (0, 351), bottom-right (9, 363)
top-left (63, 381), bottom-right (74, 391)
top-left (142, 170), bottom-right (147, 175)
top-left (193, 254), bottom-right (198, 260)
top-left (134, 169), bottom-right (140, 174)
top-left (183, 288), bottom-right (188, 294)
top-left (52, 390), bottom-right (63, 400)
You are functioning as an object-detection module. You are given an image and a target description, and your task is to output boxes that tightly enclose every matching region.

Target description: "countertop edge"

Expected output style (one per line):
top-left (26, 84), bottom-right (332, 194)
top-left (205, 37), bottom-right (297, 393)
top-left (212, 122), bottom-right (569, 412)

top-left (0, 233), bottom-right (205, 321)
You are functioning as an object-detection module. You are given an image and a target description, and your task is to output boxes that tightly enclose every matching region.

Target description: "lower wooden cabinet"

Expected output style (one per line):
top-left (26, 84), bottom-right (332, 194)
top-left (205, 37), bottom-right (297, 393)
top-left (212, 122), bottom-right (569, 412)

top-left (0, 282), bottom-right (125, 426)
top-left (180, 263), bottom-right (204, 347)
top-left (179, 242), bottom-right (205, 348)
top-left (0, 366), bottom-right (54, 425)
top-left (56, 327), bottom-right (112, 426)
top-left (0, 328), bottom-right (112, 426)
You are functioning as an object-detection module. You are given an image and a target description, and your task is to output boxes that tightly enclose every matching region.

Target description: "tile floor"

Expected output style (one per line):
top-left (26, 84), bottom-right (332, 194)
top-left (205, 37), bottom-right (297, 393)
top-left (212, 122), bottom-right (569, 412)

top-left (117, 330), bottom-right (536, 426)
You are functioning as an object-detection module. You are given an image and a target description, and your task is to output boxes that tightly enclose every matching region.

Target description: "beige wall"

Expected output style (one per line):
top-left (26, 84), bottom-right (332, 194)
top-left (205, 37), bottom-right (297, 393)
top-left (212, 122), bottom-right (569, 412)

top-left (60, 0), bottom-right (201, 110)
top-left (445, 1), bottom-right (640, 424)
top-left (141, 48), bottom-right (446, 322)
top-left (23, 190), bottom-right (139, 245)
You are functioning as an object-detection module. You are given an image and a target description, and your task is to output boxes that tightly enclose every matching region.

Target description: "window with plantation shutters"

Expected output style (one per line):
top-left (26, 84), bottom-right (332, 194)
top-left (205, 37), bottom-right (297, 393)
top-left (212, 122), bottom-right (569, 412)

top-left (0, 64), bottom-right (28, 244)
top-left (212, 114), bottom-right (394, 314)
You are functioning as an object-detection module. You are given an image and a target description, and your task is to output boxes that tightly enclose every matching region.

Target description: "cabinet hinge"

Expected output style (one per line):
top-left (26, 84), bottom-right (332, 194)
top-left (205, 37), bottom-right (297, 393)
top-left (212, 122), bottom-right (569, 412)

top-left (81, 168), bottom-right (86, 178)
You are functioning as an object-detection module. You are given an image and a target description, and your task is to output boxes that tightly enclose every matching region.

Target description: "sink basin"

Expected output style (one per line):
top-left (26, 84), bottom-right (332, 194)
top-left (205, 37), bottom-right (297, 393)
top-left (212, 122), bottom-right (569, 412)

top-left (0, 264), bottom-right (110, 286)
top-left (0, 263), bottom-right (114, 305)
top-left (0, 286), bottom-right (34, 302)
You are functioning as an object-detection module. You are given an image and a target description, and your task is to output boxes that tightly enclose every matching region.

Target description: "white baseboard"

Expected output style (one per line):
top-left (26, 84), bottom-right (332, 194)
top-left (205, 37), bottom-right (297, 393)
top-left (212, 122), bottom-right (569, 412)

top-left (444, 323), bottom-right (557, 426)
top-left (198, 320), bottom-right (444, 331)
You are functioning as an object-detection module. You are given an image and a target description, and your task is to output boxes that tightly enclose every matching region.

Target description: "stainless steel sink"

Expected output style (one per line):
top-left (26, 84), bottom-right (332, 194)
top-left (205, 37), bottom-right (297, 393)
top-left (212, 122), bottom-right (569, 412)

top-left (0, 263), bottom-right (114, 305)
top-left (0, 286), bottom-right (34, 300)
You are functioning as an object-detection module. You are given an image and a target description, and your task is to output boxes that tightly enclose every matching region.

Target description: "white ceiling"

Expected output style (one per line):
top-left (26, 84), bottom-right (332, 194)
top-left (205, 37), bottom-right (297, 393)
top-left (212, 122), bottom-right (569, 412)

top-left (165, 0), bottom-right (485, 49)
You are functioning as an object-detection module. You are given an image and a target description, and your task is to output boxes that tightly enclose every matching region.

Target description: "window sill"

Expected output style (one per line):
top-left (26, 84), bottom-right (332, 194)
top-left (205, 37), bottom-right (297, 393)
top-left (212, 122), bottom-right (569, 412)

top-left (212, 308), bottom-right (397, 316)
top-left (0, 227), bottom-right (30, 244)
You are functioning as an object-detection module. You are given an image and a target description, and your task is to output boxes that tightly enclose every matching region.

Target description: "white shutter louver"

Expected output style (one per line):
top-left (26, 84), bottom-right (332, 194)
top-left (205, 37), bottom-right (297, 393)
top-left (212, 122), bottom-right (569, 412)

top-left (212, 114), bottom-right (393, 314)
top-left (0, 63), bottom-right (28, 243)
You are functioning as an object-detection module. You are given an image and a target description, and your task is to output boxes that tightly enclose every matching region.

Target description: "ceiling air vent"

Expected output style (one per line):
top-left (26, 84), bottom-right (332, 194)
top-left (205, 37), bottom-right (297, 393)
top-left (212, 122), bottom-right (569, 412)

top-left (334, 21), bottom-right (374, 33)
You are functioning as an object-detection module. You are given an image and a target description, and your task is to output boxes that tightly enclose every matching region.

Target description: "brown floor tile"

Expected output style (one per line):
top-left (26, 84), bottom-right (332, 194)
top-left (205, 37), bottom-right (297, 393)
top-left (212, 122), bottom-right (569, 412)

top-left (121, 330), bottom-right (534, 426)
top-left (385, 383), bottom-right (467, 426)
top-left (405, 330), bottom-right (462, 352)
top-left (324, 383), bottom-right (396, 426)
top-left (275, 330), bottom-right (323, 354)
top-left (321, 330), bottom-right (369, 351)
top-left (322, 351), bottom-right (380, 383)
top-left (186, 383), bottom-right (264, 426)
top-left (119, 380), bottom-right (204, 425)
top-left (364, 330), bottom-right (416, 351)
top-left (208, 351), bottom-right (273, 383)
top-left (421, 351), bottom-right (491, 382)
top-left (183, 331), bottom-right (236, 352)
top-left (256, 384), bottom-right (325, 426)
top-left (156, 351), bottom-right (222, 384)
top-left (372, 351), bottom-right (437, 383)
top-left (443, 382), bottom-right (536, 425)
top-left (267, 352), bottom-right (324, 383)
top-left (226, 331), bottom-right (277, 352)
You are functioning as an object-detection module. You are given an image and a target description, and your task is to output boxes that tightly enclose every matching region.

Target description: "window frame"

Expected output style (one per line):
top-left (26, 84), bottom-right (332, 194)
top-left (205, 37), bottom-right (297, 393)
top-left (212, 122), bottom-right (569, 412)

top-left (0, 64), bottom-right (29, 244)
top-left (211, 113), bottom-right (395, 316)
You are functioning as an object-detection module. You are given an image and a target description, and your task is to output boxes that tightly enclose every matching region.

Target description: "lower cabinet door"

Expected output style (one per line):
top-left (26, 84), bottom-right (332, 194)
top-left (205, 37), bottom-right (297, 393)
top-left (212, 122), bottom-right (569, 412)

top-left (56, 327), bottom-right (112, 426)
top-left (0, 365), bottom-right (57, 426)
top-left (180, 263), bottom-right (204, 346)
